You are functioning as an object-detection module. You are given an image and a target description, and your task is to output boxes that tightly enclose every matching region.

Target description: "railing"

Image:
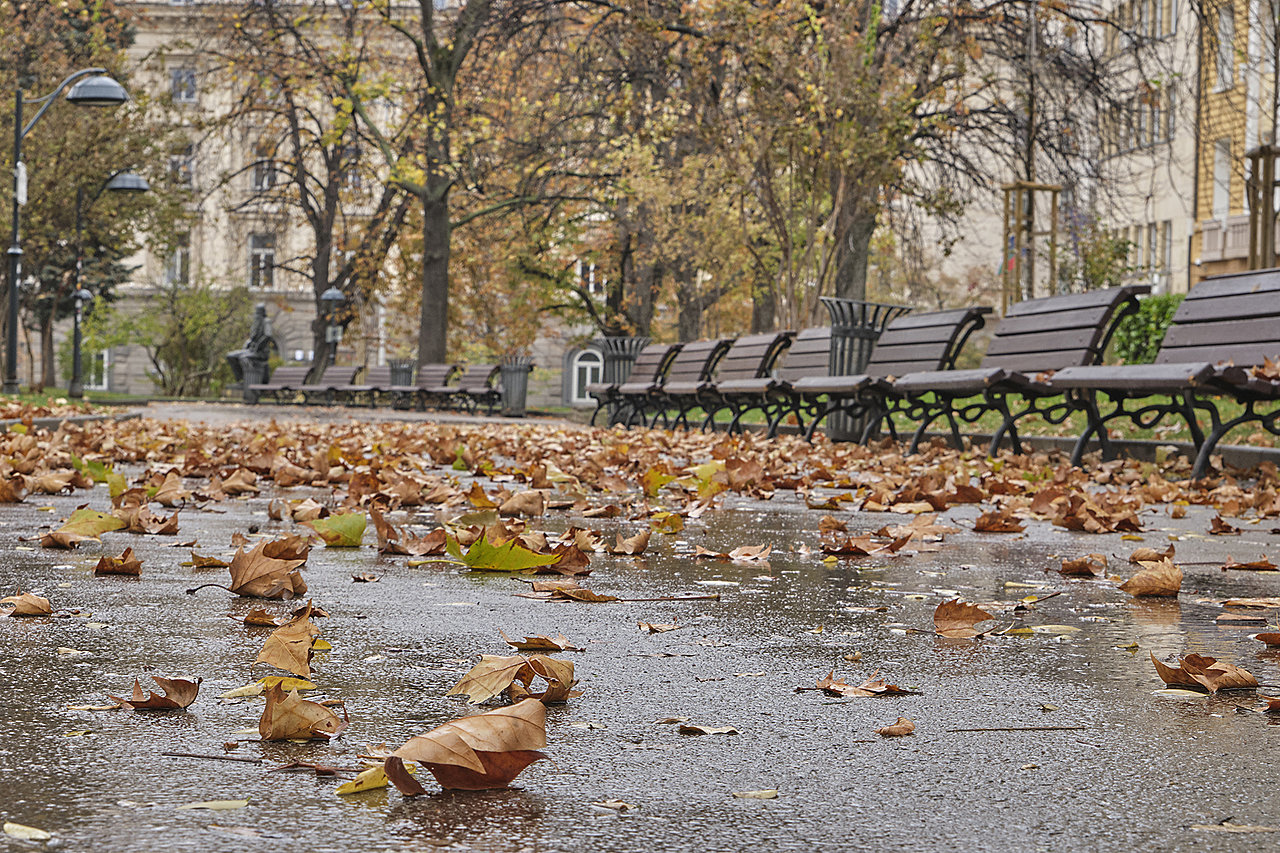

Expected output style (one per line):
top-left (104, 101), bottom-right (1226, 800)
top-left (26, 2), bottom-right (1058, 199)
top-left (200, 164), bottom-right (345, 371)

top-left (1199, 214), bottom-right (1277, 262)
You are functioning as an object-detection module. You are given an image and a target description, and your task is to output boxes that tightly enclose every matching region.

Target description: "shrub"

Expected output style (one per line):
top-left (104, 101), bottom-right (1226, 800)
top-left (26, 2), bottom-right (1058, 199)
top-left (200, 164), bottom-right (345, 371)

top-left (1109, 293), bottom-right (1183, 364)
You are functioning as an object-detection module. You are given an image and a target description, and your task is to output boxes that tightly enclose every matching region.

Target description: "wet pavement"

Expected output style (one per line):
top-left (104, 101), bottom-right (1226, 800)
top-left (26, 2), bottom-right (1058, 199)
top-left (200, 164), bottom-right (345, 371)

top-left (3, 410), bottom-right (1280, 851)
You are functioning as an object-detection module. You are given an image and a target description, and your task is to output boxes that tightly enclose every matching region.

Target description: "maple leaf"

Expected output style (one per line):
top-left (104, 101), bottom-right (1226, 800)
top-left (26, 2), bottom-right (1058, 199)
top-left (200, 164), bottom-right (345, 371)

top-left (608, 529), bottom-right (651, 555)
top-left (390, 698), bottom-right (547, 791)
top-left (446, 532), bottom-right (560, 572)
top-left (814, 670), bottom-right (916, 697)
top-left (1, 592), bottom-right (51, 616)
top-left (973, 510), bottom-right (1025, 533)
top-left (221, 468), bottom-right (260, 495)
top-left (875, 717), bottom-right (916, 737)
top-left (189, 552), bottom-right (230, 569)
top-left (1119, 559), bottom-right (1182, 597)
top-left (1150, 653), bottom-right (1258, 693)
top-left (228, 542), bottom-right (307, 599)
top-left (0, 474), bottom-right (27, 502)
top-left (550, 588), bottom-right (618, 602)
top-left (499, 630), bottom-right (583, 652)
top-left (304, 512), bottom-right (366, 547)
top-left (108, 676), bottom-right (201, 710)
top-left (1223, 556), bottom-right (1278, 572)
top-left (934, 599), bottom-right (997, 638)
top-left (1057, 553), bottom-right (1105, 576)
top-left (499, 490), bottom-right (546, 517)
top-left (1128, 544), bottom-right (1175, 563)
top-left (152, 471), bottom-right (192, 506)
top-left (255, 601), bottom-right (319, 678)
top-left (41, 507), bottom-right (126, 548)
top-left (448, 654), bottom-right (579, 704)
top-left (94, 547), bottom-right (142, 576)
top-left (1209, 515), bottom-right (1241, 535)
top-left (261, 534), bottom-right (313, 562)
top-left (259, 683), bottom-right (347, 740)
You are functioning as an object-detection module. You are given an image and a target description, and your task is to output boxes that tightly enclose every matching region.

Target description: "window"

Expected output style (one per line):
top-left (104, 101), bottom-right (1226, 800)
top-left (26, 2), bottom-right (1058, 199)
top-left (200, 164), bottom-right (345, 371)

top-left (165, 233), bottom-right (190, 285)
top-left (338, 144), bottom-right (362, 189)
top-left (570, 349), bottom-right (603, 404)
top-left (577, 260), bottom-right (604, 294)
top-left (168, 144), bottom-right (194, 187)
top-left (85, 350), bottom-right (109, 391)
top-left (251, 146), bottom-right (276, 192)
top-left (1213, 138), bottom-right (1232, 218)
top-left (1216, 4), bottom-right (1236, 89)
top-left (171, 68), bottom-right (197, 103)
top-left (249, 234), bottom-right (275, 288)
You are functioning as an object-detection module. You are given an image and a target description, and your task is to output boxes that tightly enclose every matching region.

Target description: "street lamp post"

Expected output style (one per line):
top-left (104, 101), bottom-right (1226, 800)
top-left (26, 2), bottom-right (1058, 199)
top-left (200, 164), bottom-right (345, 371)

top-left (68, 170), bottom-right (150, 398)
top-left (5, 69), bottom-right (129, 395)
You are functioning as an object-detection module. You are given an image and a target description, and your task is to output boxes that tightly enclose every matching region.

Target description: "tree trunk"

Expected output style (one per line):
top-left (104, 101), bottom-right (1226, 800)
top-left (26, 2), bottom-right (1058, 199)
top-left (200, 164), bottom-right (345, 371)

top-left (39, 312), bottom-right (56, 389)
top-left (750, 281), bottom-right (776, 333)
top-left (832, 206), bottom-right (878, 302)
top-left (417, 194), bottom-right (450, 365)
top-left (310, 242), bottom-right (334, 374)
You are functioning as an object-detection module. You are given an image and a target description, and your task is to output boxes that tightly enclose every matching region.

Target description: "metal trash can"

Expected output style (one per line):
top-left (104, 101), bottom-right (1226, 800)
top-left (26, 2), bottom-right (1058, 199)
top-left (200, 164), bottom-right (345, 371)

top-left (388, 359), bottom-right (415, 386)
top-left (500, 356), bottom-right (535, 417)
top-left (820, 297), bottom-right (912, 441)
top-left (227, 355), bottom-right (268, 403)
top-left (596, 335), bottom-right (649, 424)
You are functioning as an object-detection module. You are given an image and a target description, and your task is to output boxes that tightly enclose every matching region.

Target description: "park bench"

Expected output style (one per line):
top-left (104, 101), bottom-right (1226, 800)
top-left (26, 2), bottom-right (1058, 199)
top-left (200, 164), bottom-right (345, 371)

top-left (781, 309), bottom-right (994, 442)
top-left (451, 364), bottom-right (503, 414)
top-left (710, 327), bottom-right (834, 435)
top-left (332, 364), bottom-right (393, 407)
top-left (691, 331), bottom-right (797, 431)
top-left (387, 363), bottom-right (461, 410)
top-left (300, 364), bottom-right (361, 406)
top-left (247, 365), bottom-right (311, 404)
top-left (628, 338), bottom-right (734, 428)
top-left (585, 342), bottom-right (682, 426)
top-left (1051, 269), bottom-right (1280, 478)
top-left (891, 285), bottom-right (1149, 455)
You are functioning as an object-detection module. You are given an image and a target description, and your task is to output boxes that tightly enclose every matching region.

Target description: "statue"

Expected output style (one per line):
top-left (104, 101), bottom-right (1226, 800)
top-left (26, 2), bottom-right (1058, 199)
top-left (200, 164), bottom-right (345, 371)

top-left (226, 304), bottom-right (276, 401)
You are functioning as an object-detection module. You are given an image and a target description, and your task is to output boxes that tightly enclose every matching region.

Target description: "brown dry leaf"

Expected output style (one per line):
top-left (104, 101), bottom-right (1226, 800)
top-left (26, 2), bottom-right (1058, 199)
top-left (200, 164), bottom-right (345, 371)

top-left (509, 656), bottom-right (579, 703)
top-left (973, 510), bottom-right (1025, 533)
top-left (1059, 554), bottom-right (1106, 577)
top-left (1119, 559), bottom-right (1182, 597)
top-left (153, 471), bottom-right (192, 507)
top-left (258, 684), bottom-right (346, 740)
top-left (550, 588), bottom-right (619, 603)
top-left (933, 599), bottom-right (996, 639)
top-left (243, 608), bottom-right (280, 627)
top-left (1223, 556), bottom-right (1279, 572)
top-left (638, 620), bottom-right (679, 634)
top-left (875, 717), bottom-right (916, 737)
top-left (678, 723), bottom-right (739, 735)
top-left (109, 676), bottom-right (201, 710)
top-left (1128, 544), bottom-right (1175, 563)
top-left (1150, 652), bottom-right (1258, 693)
top-left (261, 533), bottom-right (313, 563)
top-left (222, 468), bottom-right (260, 495)
top-left (818, 515), bottom-right (847, 534)
top-left (0, 473), bottom-right (27, 502)
top-left (190, 551), bottom-right (230, 569)
top-left (727, 544), bottom-right (772, 562)
top-left (94, 547), bottom-right (142, 576)
top-left (289, 498), bottom-right (328, 522)
top-left (255, 602), bottom-right (319, 678)
top-left (1, 592), bottom-right (51, 616)
top-left (1261, 696), bottom-right (1280, 713)
top-left (391, 697), bottom-right (547, 791)
top-left (1252, 632), bottom-right (1280, 647)
top-left (814, 670), bottom-right (915, 698)
top-left (499, 490), bottom-right (546, 518)
top-left (29, 470), bottom-right (76, 495)
top-left (498, 630), bottom-right (583, 652)
top-left (447, 655), bottom-right (531, 704)
top-left (609, 529), bottom-right (650, 556)
top-left (936, 596), bottom-right (993, 637)
top-left (1209, 515), bottom-right (1242, 535)
top-left (228, 542), bottom-right (307, 600)
top-left (466, 482), bottom-right (497, 509)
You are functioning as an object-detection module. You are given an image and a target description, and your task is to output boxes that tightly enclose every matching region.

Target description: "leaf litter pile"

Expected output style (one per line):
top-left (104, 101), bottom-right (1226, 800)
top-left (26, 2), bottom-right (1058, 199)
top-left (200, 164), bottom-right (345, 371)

top-left (3, 412), bottom-right (1280, 843)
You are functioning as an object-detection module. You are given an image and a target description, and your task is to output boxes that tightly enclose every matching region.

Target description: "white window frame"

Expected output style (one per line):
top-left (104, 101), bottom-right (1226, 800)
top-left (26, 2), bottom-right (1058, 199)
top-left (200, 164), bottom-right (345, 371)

top-left (85, 349), bottom-right (110, 391)
top-left (570, 349), bottom-right (603, 404)
top-left (249, 233), bottom-right (276, 289)
top-left (171, 68), bottom-right (197, 104)
top-left (165, 233), bottom-right (191, 285)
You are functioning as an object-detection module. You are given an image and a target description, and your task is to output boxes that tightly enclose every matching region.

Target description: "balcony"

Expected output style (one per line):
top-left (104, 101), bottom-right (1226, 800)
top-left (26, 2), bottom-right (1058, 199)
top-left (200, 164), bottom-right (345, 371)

top-left (1199, 214), bottom-right (1280, 262)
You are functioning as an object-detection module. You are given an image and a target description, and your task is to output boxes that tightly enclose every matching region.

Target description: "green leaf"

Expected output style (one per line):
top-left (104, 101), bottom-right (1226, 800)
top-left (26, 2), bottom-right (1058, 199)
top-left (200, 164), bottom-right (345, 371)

top-left (56, 508), bottom-right (127, 541)
top-left (304, 512), bottom-right (366, 547)
top-left (446, 532), bottom-right (559, 572)
top-left (70, 455), bottom-right (114, 484)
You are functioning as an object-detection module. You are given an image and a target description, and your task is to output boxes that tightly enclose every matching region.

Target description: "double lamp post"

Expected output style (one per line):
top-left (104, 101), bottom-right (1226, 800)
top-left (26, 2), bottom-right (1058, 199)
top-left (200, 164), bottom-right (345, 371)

top-left (6, 68), bottom-right (131, 395)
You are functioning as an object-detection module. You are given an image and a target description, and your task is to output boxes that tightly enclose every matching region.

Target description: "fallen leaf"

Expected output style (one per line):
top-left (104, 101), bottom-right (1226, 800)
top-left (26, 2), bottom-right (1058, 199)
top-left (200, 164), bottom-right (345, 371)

top-left (175, 800), bottom-right (249, 811)
top-left (1059, 554), bottom-right (1106, 577)
top-left (498, 630), bottom-right (583, 652)
top-left (447, 532), bottom-right (560, 572)
top-left (814, 670), bottom-right (916, 697)
top-left (638, 620), bottom-right (679, 633)
top-left (550, 588), bottom-right (618, 602)
top-left (1209, 515), bottom-right (1241, 535)
top-left (94, 547), bottom-right (142, 576)
top-left (973, 510), bottom-right (1025, 533)
top-left (190, 551), bottom-right (230, 569)
top-left (608, 529), bottom-right (651, 556)
top-left (3, 822), bottom-right (52, 841)
top-left (335, 764), bottom-right (393, 795)
top-left (108, 676), bottom-right (201, 710)
top-left (875, 717), bottom-right (916, 737)
top-left (41, 507), bottom-right (127, 548)
top-left (933, 599), bottom-right (996, 638)
top-left (1253, 633), bottom-right (1280, 646)
top-left (390, 697), bottom-right (547, 790)
top-left (1150, 652), bottom-right (1258, 693)
top-left (1, 591), bottom-right (52, 616)
top-left (678, 724), bottom-right (739, 735)
top-left (304, 512), bottom-right (366, 547)
top-left (1128, 544), bottom-right (1175, 563)
top-left (1223, 556), bottom-right (1278, 572)
top-left (448, 654), bottom-right (579, 704)
top-left (732, 789), bottom-right (778, 799)
top-left (258, 684), bottom-right (346, 740)
top-left (499, 490), bottom-right (546, 517)
top-left (255, 602), bottom-right (319, 678)
top-left (592, 798), bottom-right (637, 810)
top-left (228, 542), bottom-right (307, 600)
top-left (1119, 559), bottom-right (1182, 597)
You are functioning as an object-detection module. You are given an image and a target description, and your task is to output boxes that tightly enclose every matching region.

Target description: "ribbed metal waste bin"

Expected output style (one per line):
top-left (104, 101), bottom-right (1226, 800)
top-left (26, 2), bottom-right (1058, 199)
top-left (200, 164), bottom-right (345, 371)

top-left (388, 359), bottom-right (415, 387)
top-left (500, 356), bottom-right (535, 417)
top-left (596, 335), bottom-right (649, 424)
top-left (820, 297), bottom-right (912, 441)
top-left (238, 358), bottom-right (268, 404)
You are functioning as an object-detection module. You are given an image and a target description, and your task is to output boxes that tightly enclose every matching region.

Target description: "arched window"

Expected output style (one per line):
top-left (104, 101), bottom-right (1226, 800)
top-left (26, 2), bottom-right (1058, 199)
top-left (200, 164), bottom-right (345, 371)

top-left (569, 349), bottom-right (603, 405)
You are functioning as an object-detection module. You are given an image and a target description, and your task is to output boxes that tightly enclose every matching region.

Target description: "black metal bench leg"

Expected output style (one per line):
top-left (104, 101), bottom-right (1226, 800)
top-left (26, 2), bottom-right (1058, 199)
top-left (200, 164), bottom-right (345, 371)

top-left (1069, 392), bottom-right (1108, 467)
top-left (986, 397), bottom-right (1019, 455)
top-left (908, 401), bottom-right (945, 454)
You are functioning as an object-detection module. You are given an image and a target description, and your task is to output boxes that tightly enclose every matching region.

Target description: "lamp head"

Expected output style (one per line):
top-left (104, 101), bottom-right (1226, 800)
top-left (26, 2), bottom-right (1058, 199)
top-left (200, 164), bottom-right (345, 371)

top-left (105, 171), bottom-right (149, 193)
top-left (66, 75), bottom-right (129, 107)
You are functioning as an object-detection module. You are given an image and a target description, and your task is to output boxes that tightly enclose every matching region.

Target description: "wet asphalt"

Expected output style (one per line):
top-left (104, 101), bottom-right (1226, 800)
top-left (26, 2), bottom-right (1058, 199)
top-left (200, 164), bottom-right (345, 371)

top-left (1, 405), bottom-right (1279, 852)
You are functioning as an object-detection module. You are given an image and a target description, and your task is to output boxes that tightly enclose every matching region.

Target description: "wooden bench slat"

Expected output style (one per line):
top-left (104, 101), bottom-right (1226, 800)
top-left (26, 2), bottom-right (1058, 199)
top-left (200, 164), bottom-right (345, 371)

top-left (984, 327), bottom-right (1103, 357)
